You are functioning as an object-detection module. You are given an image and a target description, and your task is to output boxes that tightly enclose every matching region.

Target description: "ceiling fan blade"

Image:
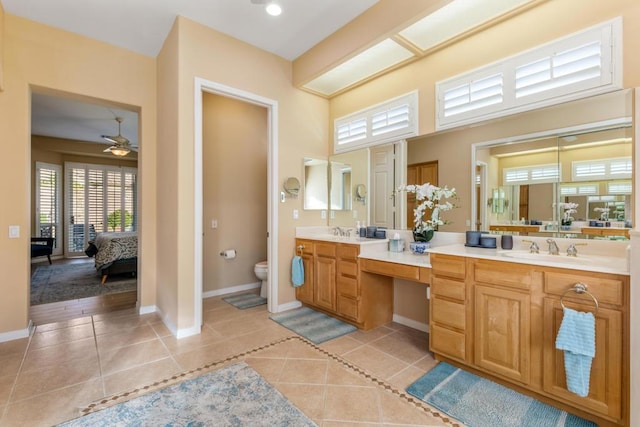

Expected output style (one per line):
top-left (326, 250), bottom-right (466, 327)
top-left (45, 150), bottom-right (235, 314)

top-left (103, 146), bottom-right (115, 153)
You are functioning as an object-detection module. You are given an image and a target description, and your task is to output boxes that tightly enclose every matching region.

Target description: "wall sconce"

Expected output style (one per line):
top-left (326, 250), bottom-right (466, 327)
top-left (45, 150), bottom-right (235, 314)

top-left (283, 177), bottom-right (300, 199)
top-left (355, 184), bottom-right (366, 205)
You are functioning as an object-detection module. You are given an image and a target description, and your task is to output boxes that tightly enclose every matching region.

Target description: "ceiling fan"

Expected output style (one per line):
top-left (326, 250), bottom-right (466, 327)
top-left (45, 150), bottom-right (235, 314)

top-left (101, 117), bottom-right (137, 157)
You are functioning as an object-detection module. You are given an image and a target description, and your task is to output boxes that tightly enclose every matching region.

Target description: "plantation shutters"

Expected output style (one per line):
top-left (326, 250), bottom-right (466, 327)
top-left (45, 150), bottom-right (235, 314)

top-left (437, 18), bottom-right (621, 130)
top-left (65, 163), bottom-right (137, 256)
top-left (35, 162), bottom-right (62, 255)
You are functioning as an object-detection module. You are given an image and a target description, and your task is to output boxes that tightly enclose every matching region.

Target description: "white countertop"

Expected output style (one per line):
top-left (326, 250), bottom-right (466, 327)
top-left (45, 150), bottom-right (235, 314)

top-left (427, 244), bottom-right (629, 276)
top-left (295, 228), bottom-right (629, 276)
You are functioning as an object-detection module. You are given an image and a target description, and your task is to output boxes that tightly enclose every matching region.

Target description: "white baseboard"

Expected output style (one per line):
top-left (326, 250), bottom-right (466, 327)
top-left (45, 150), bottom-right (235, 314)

top-left (176, 324), bottom-right (201, 339)
top-left (275, 300), bottom-right (302, 313)
top-left (392, 314), bottom-right (430, 333)
top-left (202, 282), bottom-right (261, 299)
top-left (0, 320), bottom-right (33, 343)
top-left (139, 305), bottom-right (157, 315)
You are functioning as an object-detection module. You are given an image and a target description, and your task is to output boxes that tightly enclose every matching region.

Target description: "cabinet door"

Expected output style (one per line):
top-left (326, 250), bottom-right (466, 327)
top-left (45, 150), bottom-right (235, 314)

top-left (295, 252), bottom-right (315, 304)
top-left (314, 256), bottom-right (336, 311)
top-left (542, 298), bottom-right (622, 421)
top-left (474, 284), bottom-right (530, 384)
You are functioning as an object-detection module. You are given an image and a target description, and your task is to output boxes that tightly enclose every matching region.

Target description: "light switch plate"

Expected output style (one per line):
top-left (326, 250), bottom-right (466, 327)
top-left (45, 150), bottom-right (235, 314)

top-left (293, 209), bottom-right (299, 220)
top-left (8, 225), bottom-right (20, 239)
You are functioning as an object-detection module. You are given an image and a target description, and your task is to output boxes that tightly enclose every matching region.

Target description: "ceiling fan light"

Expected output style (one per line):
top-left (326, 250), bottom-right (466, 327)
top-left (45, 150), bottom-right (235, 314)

top-left (110, 146), bottom-right (131, 157)
top-left (265, 3), bottom-right (282, 16)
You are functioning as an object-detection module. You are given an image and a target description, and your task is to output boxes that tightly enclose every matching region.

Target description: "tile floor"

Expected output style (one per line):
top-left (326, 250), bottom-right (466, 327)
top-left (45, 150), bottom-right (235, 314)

top-left (0, 293), bottom-right (455, 426)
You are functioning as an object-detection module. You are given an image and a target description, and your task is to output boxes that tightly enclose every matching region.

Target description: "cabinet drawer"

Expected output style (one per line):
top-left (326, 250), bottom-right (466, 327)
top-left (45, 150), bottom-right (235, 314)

top-left (338, 260), bottom-right (358, 277)
top-left (544, 271), bottom-right (624, 306)
top-left (316, 242), bottom-right (337, 257)
top-left (337, 295), bottom-right (359, 321)
top-left (473, 259), bottom-right (533, 291)
top-left (431, 254), bottom-right (465, 280)
top-left (432, 277), bottom-right (465, 301)
top-left (419, 267), bottom-right (431, 284)
top-left (360, 259), bottom-right (419, 281)
top-left (295, 240), bottom-right (314, 256)
top-left (432, 298), bottom-right (465, 330)
top-left (337, 275), bottom-right (358, 298)
top-left (337, 244), bottom-right (359, 259)
top-left (430, 324), bottom-right (465, 361)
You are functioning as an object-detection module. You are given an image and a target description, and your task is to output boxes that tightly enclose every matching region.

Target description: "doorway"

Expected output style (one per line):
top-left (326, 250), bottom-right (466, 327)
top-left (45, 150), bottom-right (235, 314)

top-left (30, 90), bottom-right (140, 324)
top-left (194, 78), bottom-right (279, 332)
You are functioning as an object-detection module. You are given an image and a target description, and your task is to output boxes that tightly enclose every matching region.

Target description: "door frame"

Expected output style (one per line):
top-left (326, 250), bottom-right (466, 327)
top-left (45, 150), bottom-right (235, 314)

top-left (193, 78), bottom-right (279, 330)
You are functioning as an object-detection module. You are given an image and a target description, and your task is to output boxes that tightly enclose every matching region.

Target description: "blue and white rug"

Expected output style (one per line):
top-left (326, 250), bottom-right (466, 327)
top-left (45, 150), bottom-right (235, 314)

top-left (406, 362), bottom-right (596, 427)
top-left (270, 306), bottom-right (357, 344)
top-left (59, 362), bottom-right (316, 426)
top-left (222, 292), bottom-right (267, 309)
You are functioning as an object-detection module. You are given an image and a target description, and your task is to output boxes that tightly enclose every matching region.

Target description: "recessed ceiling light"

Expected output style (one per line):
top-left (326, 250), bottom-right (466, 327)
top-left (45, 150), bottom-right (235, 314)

top-left (266, 3), bottom-right (282, 16)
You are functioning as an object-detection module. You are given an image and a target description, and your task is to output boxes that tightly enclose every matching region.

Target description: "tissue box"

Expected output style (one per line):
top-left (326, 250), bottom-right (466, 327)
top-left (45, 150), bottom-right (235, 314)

top-left (389, 238), bottom-right (405, 252)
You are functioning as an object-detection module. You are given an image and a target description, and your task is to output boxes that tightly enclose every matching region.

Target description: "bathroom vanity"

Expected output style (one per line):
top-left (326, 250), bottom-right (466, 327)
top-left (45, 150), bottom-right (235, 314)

top-left (293, 231), bottom-right (629, 426)
top-left (294, 238), bottom-right (394, 330)
top-left (427, 246), bottom-right (628, 427)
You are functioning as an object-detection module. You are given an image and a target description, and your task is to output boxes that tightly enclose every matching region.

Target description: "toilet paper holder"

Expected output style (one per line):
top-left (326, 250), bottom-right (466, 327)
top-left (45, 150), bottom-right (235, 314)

top-left (219, 249), bottom-right (237, 258)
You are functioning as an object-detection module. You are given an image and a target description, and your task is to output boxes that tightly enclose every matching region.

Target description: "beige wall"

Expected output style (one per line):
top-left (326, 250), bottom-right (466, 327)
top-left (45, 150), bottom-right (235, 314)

top-left (31, 135), bottom-right (138, 233)
top-left (202, 93), bottom-right (267, 292)
top-left (0, 0), bottom-right (4, 91)
top-left (155, 17), bottom-right (329, 332)
top-left (0, 14), bottom-right (156, 334)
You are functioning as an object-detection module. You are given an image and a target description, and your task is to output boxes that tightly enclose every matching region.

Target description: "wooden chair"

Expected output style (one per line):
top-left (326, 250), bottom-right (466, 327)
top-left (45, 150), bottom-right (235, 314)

top-left (31, 237), bottom-right (55, 264)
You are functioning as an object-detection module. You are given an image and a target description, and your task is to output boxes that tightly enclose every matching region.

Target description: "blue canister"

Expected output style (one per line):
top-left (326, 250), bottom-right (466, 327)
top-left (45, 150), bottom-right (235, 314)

top-left (366, 226), bottom-right (377, 238)
top-left (359, 227), bottom-right (366, 237)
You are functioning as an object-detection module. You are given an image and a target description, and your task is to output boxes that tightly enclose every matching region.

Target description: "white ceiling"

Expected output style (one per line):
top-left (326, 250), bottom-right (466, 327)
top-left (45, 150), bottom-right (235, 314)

top-left (2, 0), bottom-right (378, 60)
top-left (5, 0), bottom-right (379, 148)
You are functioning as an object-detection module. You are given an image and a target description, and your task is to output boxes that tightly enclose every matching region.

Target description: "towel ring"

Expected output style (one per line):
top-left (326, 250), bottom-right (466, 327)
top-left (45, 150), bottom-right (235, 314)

top-left (560, 283), bottom-right (599, 316)
top-left (296, 244), bottom-right (304, 256)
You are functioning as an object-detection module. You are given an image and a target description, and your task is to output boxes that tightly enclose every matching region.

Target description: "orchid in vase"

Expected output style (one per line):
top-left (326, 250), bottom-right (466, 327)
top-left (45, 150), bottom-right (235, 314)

top-left (397, 183), bottom-right (457, 242)
top-left (558, 202), bottom-right (579, 226)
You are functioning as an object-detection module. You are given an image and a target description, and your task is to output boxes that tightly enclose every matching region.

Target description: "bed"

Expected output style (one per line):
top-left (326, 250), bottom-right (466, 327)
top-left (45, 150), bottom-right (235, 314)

top-left (85, 232), bottom-right (138, 285)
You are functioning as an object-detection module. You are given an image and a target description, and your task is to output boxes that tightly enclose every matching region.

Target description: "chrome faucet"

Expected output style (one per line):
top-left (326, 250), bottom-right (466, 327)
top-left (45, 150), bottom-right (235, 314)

top-left (546, 239), bottom-right (560, 255)
top-left (566, 243), bottom-right (587, 257)
top-left (522, 239), bottom-right (539, 254)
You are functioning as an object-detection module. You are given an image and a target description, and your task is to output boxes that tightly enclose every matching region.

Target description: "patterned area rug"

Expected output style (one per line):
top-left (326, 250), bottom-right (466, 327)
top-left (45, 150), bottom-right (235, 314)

top-left (31, 262), bottom-right (136, 305)
top-left (59, 362), bottom-right (315, 426)
top-left (222, 292), bottom-right (267, 309)
top-left (406, 362), bottom-right (597, 427)
top-left (270, 306), bottom-right (357, 344)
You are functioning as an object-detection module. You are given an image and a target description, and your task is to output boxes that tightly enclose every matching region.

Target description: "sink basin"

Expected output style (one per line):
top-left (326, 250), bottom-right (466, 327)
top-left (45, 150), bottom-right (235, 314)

top-left (498, 251), bottom-right (595, 265)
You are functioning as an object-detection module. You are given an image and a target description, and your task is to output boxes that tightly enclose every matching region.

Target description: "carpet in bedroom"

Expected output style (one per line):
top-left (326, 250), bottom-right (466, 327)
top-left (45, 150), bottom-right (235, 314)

top-left (31, 261), bottom-right (136, 305)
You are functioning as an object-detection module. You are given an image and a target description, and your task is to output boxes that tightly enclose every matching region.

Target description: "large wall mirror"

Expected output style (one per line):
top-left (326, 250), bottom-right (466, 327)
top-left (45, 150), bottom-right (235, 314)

top-left (473, 91), bottom-right (633, 240)
top-left (322, 90), bottom-right (633, 237)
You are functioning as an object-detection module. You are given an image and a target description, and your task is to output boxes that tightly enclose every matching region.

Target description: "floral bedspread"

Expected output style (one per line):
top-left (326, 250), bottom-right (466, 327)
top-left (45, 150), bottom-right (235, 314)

top-left (93, 232), bottom-right (138, 271)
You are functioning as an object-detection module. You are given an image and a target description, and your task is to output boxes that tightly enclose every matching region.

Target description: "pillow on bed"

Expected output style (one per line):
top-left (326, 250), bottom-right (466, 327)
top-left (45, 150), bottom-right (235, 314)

top-left (85, 242), bottom-right (98, 257)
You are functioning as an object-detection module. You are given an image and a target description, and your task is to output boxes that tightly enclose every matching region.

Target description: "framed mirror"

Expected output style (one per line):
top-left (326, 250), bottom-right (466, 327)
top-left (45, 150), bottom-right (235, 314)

top-left (303, 157), bottom-right (328, 210)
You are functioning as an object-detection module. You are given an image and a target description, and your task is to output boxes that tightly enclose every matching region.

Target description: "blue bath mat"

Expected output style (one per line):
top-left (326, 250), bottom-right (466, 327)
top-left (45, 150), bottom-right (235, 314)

top-left (270, 306), bottom-right (356, 344)
top-left (407, 362), bottom-right (597, 427)
top-left (222, 292), bottom-right (267, 309)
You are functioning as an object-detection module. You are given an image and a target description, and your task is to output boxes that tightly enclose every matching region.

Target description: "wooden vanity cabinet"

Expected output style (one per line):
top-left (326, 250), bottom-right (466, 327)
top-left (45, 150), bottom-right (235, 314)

top-left (314, 242), bottom-right (337, 311)
top-left (429, 254), bottom-right (629, 426)
top-left (294, 240), bottom-right (315, 305)
top-left (429, 254), bottom-right (469, 363)
top-left (294, 239), bottom-right (393, 330)
top-left (541, 269), bottom-right (627, 424)
top-left (471, 259), bottom-right (533, 385)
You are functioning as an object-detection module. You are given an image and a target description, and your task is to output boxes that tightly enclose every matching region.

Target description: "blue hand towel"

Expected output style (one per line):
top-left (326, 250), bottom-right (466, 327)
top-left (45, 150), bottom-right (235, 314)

top-left (292, 256), bottom-right (304, 287)
top-left (555, 307), bottom-right (596, 397)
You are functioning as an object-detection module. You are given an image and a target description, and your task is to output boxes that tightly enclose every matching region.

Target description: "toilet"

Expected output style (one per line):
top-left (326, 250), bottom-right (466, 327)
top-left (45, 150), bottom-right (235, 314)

top-left (254, 261), bottom-right (268, 298)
